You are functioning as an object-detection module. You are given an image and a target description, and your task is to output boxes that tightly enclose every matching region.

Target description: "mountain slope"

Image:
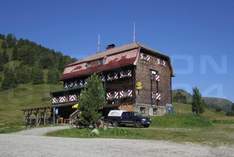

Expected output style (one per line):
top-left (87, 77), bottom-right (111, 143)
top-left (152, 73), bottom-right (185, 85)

top-left (173, 89), bottom-right (233, 112)
top-left (0, 84), bottom-right (61, 133)
top-left (0, 33), bottom-right (76, 132)
top-left (0, 33), bottom-right (76, 89)
top-left (203, 97), bottom-right (233, 112)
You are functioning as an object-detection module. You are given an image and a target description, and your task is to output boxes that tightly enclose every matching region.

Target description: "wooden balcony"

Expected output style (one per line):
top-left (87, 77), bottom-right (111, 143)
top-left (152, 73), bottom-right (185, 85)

top-left (50, 87), bottom-right (81, 106)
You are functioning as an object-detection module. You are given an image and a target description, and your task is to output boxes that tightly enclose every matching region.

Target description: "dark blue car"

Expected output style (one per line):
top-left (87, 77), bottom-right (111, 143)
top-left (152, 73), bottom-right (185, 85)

top-left (107, 110), bottom-right (151, 128)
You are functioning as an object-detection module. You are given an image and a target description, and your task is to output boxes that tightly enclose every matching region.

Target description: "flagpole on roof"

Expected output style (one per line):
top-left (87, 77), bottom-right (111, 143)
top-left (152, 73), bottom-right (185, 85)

top-left (133, 22), bottom-right (136, 42)
top-left (97, 33), bottom-right (101, 53)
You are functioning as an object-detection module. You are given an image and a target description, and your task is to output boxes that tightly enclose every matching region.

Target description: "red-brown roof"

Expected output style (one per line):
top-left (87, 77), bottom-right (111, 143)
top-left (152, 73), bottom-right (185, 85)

top-left (61, 48), bottom-right (139, 80)
top-left (62, 57), bottom-right (136, 80)
top-left (61, 42), bottom-right (173, 80)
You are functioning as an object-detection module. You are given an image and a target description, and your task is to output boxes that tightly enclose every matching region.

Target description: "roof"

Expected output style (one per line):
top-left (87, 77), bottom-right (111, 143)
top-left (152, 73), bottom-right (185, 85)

top-left (61, 42), bottom-right (173, 80)
top-left (67, 43), bottom-right (140, 66)
top-left (67, 42), bottom-right (170, 66)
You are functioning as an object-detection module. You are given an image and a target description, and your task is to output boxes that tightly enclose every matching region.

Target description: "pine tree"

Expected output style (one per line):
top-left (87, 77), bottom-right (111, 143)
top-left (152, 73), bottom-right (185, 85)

top-left (32, 66), bottom-right (44, 84)
top-left (1, 40), bottom-right (7, 49)
top-left (0, 64), bottom-right (3, 72)
top-left (79, 74), bottom-right (106, 127)
top-left (1, 68), bottom-right (17, 90)
top-left (192, 87), bottom-right (204, 115)
top-left (16, 65), bottom-right (31, 84)
top-left (6, 34), bottom-right (16, 48)
top-left (0, 34), bottom-right (5, 39)
top-left (12, 47), bottom-right (18, 60)
top-left (2, 50), bottom-right (9, 64)
top-left (47, 68), bottom-right (60, 84)
top-left (0, 52), bottom-right (3, 71)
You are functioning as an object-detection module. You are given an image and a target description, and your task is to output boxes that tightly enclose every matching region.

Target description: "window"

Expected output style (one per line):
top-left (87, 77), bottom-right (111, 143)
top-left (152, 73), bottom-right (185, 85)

top-left (140, 53), bottom-right (151, 62)
top-left (151, 70), bottom-right (158, 75)
top-left (140, 107), bottom-right (146, 114)
top-left (98, 58), bottom-right (105, 65)
top-left (85, 63), bottom-right (89, 68)
top-left (150, 70), bottom-right (159, 81)
top-left (122, 112), bottom-right (130, 119)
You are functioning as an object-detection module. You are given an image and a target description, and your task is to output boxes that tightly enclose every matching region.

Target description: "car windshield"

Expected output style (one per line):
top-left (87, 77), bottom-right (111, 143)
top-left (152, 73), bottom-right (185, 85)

top-left (134, 112), bottom-right (143, 117)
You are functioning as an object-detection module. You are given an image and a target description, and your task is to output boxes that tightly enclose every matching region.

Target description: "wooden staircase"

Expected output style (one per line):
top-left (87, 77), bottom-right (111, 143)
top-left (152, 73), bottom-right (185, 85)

top-left (69, 110), bottom-right (80, 126)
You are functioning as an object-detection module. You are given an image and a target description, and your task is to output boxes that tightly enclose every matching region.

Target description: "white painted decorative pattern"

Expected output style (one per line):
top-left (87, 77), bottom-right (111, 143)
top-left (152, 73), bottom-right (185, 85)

top-left (140, 53), bottom-right (167, 67)
top-left (52, 97), bottom-right (58, 104)
top-left (151, 74), bottom-right (160, 82)
top-left (52, 94), bottom-right (78, 104)
top-left (140, 53), bottom-right (151, 61)
top-left (69, 95), bottom-right (77, 102)
top-left (120, 70), bottom-right (132, 78)
top-left (152, 92), bottom-right (161, 100)
top-left (106, 89), bottom-right (133, 100)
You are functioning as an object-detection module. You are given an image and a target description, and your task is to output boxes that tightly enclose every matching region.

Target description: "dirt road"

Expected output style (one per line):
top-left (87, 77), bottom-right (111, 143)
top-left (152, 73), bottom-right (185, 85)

top-left (0, 126), bottom-right (233, 157)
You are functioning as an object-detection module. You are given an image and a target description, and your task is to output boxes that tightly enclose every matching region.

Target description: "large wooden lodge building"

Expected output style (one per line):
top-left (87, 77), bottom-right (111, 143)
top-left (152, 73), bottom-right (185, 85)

top-left (51, 42), bottom-right (174, 119)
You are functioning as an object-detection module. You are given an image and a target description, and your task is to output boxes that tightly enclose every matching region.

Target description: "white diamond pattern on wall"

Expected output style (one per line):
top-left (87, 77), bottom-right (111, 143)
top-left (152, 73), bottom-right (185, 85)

top-left (107, 89), bottom-right (133, 100)
top-left (59, 96), bottom-right (67, 103)
top-left (69, 95), bottom-right (77, 102)
top-left (52, 97), bottom-right (58, 104)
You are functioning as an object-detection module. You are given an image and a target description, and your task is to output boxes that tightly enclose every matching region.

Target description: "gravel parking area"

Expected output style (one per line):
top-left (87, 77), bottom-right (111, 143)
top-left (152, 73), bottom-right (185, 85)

top-left (0, 127), bottom-right (233, 157)
top-left (14, 125), bottom-right (70, 136)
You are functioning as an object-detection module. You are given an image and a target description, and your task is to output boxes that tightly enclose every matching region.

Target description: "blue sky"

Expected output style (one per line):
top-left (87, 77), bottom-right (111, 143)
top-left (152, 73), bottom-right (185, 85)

top-left (0, 0), bottom-right (233, 102)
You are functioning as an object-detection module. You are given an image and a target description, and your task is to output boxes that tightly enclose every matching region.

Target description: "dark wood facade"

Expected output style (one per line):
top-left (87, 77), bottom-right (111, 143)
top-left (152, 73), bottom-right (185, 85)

top-left (51, 43), bottom-right (173, 117)
top-left (135, 48), bottom-right (173, 115)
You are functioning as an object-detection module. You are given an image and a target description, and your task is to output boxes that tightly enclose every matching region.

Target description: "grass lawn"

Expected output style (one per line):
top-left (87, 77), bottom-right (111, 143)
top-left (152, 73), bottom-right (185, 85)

top-left (47, 103), bottom-right (234, 146)
top-left (47, 124), bottom-right (234, 146)
top-left (0, 84), bottom-right (61, 133)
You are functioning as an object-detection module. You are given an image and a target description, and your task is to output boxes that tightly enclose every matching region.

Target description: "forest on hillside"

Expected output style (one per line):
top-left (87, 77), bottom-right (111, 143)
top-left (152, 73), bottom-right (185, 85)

top-left (0, 33), bottom-right (76, 90)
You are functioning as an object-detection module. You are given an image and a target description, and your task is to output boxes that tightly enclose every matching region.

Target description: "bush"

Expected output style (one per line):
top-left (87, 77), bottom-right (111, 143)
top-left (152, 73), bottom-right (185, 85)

top-left (215, 108), bottom-right (222, 112)
top-left (226, 111), bottom-right (234, 116)
top-left (173, 92), bottom-right (187, 104)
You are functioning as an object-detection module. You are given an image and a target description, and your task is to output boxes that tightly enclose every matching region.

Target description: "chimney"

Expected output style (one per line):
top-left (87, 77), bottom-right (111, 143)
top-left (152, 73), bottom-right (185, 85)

top-left (106, 44), bottom-right (116, 50)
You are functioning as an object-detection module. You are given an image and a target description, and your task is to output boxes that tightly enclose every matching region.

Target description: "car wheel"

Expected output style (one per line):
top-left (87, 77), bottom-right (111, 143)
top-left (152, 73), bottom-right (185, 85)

top-left (112, 121), bottom-right (118, 127)
top-left (135, 121), bottom-right (142, 128)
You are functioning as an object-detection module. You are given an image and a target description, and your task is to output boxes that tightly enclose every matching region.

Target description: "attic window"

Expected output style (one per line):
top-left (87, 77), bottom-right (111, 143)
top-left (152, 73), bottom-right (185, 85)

top-left (150, 70), bottom-right (160, 81)
top-left (85, 63), bottom-right (90, 68)
top-left (140, 107), bottom-right (146, 114)
top-left (140, 53), bottom-right (151, 62)
top-left (98, 59), bottom-right (105, 65)
top-left (85, 59), bottom-right (104, 68)
top-left (151, 70), bottom-right (158, 75)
